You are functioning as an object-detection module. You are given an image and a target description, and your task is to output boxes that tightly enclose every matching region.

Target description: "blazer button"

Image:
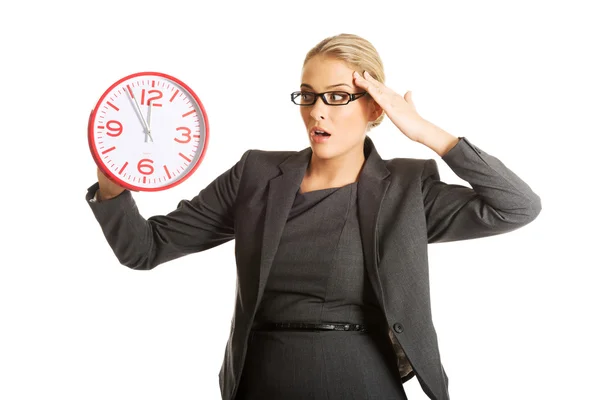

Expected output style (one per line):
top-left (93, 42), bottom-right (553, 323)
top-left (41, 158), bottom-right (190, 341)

top-left (393, 323), bottom-right (404, 333)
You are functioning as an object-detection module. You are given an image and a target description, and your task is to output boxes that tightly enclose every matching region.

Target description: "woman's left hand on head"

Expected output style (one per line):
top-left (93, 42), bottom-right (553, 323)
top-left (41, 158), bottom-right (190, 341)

top-left (353, 71), bottom-right (431, 142)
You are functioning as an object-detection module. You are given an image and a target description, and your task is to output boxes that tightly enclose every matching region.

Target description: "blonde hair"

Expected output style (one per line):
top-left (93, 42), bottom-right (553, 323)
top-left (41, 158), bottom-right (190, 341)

top-left (303, 33), bottom-right (386, 130)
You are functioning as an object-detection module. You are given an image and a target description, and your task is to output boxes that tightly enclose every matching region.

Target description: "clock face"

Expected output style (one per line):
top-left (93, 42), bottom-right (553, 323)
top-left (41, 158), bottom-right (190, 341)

top-left (88, 71), bottom-right (209, 191)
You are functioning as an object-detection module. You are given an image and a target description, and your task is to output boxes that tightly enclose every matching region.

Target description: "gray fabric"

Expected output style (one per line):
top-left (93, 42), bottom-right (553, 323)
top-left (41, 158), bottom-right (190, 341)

top-left (85, 136), bottom-right (542, 400)
top-left (255, 182), bottom-right (384, 326)
top-left (236, 182), bottom-right (403, 399)
top-left (237, 329), bottom-right (407, 400)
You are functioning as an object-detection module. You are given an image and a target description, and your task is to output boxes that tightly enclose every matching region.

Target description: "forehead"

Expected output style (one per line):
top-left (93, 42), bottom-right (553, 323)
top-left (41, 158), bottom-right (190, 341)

top-left (300, 56), bottom-right (356, 89)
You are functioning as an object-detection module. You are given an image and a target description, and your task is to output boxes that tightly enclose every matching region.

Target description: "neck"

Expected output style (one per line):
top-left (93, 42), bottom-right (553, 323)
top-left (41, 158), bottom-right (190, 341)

top-left (305, 142), bottom-right (366, 185)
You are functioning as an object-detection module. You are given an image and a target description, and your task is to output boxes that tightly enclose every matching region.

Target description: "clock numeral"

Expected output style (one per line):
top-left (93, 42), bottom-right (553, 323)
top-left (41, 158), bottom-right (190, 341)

top-left (174, 127), bottom-right (192, 144)
top-left (141, 89), bottom-right (163, 107)
top-left (138, 158), bottom-right (155, 175)
top-left (106, 120), bottom-right (123, 137)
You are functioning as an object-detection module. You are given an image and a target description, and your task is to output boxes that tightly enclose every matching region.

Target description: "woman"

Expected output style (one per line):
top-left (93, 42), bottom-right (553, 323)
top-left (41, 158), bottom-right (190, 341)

top-left (86, 33), bottom-right (542, 400)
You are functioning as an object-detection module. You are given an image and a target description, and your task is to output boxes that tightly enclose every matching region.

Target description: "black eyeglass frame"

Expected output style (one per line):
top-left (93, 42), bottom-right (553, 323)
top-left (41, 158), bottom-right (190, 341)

top-left (290, 90), bottom-right (368, 106)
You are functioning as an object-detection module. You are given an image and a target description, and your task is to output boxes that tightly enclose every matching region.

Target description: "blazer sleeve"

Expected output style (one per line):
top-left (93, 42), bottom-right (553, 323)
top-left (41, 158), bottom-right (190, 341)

top-left (421, 137), bottom-right (541, 243)
top-left (85, 149), bottom-right (252, 270)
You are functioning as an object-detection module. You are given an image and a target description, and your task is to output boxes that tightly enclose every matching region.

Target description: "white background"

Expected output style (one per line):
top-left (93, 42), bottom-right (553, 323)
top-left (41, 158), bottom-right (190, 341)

top-left (1, 0), bottom-right (598, 399)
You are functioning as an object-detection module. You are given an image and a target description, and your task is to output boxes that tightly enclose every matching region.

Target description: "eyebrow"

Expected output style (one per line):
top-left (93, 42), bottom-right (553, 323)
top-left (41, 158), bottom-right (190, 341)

top-left (300, 83), bottom-right (352, 90)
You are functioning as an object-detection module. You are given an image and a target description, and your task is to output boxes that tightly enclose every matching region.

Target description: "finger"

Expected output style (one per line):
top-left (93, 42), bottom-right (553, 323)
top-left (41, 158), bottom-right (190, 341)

top-left (356, 70), bottom-right (377, 86)
top-left (364, 71), bottom-right (385, 89)
top-left (353, 71), bottom-right (381, 99)
top-left (353, 71), bottom-right (368, 87)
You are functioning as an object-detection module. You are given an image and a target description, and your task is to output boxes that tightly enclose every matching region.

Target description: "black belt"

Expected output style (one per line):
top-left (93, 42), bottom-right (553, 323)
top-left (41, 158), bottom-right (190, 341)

top-left (252, 321), bottom-right (372, 332)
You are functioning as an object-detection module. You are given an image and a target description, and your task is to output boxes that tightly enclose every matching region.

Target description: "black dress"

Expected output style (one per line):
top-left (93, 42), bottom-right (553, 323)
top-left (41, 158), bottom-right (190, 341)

top-left (235, 182), bottom-right (407, 400)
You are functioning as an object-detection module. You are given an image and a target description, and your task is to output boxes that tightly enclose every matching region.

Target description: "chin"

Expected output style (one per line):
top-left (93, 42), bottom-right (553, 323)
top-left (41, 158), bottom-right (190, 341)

top-left (310, 144), bottom-right (346, 160)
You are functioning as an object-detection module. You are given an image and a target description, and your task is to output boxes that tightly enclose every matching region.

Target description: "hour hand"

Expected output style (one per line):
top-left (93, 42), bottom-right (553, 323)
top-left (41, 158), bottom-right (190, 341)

top-left (146, 102), bottom-right (153, 142)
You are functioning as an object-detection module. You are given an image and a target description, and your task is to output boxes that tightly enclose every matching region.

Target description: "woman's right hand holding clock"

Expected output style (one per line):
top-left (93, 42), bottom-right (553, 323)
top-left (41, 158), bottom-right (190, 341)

top-left (96, 167), bottom-right (126, 201)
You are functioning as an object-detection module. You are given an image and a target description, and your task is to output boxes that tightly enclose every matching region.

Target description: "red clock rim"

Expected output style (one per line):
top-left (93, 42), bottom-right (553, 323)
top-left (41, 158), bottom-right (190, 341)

top-left (88, 71), bottom-right (210, 192)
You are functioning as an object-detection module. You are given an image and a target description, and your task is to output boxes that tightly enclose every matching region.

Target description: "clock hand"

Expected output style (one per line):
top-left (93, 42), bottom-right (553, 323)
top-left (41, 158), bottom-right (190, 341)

top-left (147, 101), bottom-right (153, 142)
top-left (131, 92), bottom-right (154, 142)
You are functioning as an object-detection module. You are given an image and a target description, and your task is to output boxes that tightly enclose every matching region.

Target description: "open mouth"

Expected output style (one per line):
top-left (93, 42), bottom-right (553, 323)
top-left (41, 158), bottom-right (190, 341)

top-left (311, 127), bottom-right (332, 137)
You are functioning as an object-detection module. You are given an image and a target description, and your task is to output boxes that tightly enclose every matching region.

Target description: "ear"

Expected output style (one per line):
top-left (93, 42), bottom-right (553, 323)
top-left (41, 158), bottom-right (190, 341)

top-left (369, 99), bottom-right (384, 122)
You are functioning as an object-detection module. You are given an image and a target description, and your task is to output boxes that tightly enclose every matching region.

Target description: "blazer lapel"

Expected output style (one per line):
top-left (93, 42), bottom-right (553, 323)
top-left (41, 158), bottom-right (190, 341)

top-left (255, 146), bottom-right (311, 306)
top-left (357, 137), bottom-right (391, 306)
top-left (255, 136), bottom-right (391, 311)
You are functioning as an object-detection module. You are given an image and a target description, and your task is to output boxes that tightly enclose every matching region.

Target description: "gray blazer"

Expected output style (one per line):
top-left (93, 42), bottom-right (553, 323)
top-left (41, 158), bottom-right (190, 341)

top-left (86, 135), bottom-right (541, 400)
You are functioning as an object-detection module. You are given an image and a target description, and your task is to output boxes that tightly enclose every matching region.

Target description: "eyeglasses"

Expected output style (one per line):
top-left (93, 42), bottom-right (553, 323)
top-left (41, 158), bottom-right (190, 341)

top-left (290, 91), bottom-right (368, 106)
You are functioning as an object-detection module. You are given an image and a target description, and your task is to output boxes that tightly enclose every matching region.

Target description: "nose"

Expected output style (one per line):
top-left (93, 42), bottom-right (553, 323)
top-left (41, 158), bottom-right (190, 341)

top-left (309, 95), bottom-right (327, 120)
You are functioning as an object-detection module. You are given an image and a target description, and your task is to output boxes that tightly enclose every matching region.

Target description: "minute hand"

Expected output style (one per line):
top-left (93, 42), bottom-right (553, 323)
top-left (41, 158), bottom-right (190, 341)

top-left (132, 93), bottom-right (153, 142)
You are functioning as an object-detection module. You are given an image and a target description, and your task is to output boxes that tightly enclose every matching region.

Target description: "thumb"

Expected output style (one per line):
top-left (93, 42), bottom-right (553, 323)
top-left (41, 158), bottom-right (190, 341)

top-left (405, 91), bottom-right (416, 106)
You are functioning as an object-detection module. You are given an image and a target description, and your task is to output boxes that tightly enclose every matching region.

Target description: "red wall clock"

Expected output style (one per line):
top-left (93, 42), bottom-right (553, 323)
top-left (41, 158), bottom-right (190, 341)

top-left (88, 71), bottom-right (209, 191)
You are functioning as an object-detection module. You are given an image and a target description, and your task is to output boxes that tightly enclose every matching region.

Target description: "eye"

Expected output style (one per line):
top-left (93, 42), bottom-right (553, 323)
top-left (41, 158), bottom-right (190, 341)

top-left (299, 92), bottom-right (315, 103)
top-left (327, 92), bottom-right (350, 104)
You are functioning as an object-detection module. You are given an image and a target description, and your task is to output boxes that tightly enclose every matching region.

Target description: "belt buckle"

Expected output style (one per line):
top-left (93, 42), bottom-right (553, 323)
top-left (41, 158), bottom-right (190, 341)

top-left (332, 324), bottom-right (351, 331)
